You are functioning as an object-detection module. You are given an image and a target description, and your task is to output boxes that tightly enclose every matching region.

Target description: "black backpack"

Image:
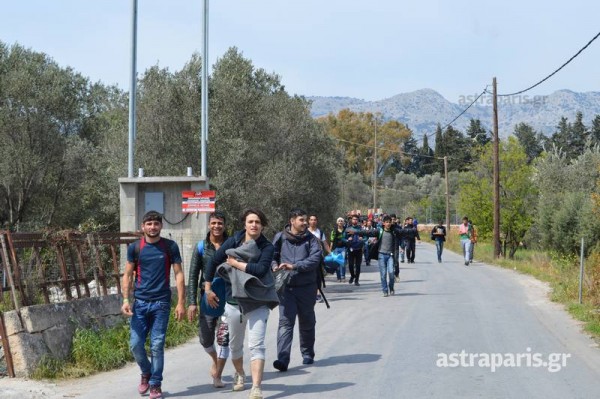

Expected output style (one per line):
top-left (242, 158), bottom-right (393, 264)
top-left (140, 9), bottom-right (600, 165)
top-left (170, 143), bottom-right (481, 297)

top-left (273, 232), bottom-right (330, 309)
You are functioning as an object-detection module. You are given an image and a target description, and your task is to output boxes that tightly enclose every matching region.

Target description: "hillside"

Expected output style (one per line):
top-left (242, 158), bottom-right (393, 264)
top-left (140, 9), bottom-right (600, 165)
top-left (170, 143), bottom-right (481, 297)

top-left (308, 89), bottom-right (600, 139)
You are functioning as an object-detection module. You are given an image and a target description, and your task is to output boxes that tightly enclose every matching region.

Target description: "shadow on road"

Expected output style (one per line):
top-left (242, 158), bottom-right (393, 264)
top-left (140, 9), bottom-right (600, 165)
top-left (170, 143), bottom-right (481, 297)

top-left (262, 381), bottom-right (355, 399)
top-left (313, 353), bottom-right (381, 367)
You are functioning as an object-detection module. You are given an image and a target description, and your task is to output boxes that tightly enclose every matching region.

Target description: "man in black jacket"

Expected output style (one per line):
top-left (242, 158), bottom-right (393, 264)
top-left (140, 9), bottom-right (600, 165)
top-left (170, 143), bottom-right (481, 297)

top-left (272, 208), bottom-right (322, 372)
top-left (402, 217), bottom-right (420, 263)
top-left (430, 220), bottom-right (447, 263)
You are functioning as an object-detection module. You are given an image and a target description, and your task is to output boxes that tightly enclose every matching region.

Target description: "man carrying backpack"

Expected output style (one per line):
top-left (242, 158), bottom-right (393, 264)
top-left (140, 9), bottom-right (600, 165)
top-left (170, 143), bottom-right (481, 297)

top-left (272, 208), bottom-right (322, 372)
top-left (186, 211), bottom-right (230, 388)
top-left (307, 214), bottom-right (329, 303)
top-left (121, 211), bottom-right (186, 399)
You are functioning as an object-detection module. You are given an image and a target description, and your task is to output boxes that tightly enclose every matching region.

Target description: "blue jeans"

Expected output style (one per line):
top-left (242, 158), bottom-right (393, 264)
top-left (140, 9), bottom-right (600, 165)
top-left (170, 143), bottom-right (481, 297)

top-left (435, 239), bottom-right (444, 262)
top-left (333, 248), bottom-right (346, 280)
top-left (460, 239), bottom-right (471, 263)
top-left (378, 253), bottom-right (395, 293)
top-left (130, 299), bottom-right (171, 387)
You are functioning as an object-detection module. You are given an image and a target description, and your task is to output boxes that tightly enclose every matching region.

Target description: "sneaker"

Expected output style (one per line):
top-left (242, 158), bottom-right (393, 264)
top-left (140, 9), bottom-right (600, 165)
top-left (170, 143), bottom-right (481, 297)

top-left (337, 279), bottom-right (342, 282)
top-left (149, 385), bottom-right (162, 399)
top-left (302, 357), bottom-right (314, 365)
top-left (273, 359), bottom-right (288, 372)
top-left (249, 386), bottom-right (263, 399)
top-left (465, 261), bottom-right (469, 266)
top-left (233, 372), bottom-right (246, 391)
top-left (138, 373), bottom-right (151, 395)
top-left (383, 292), bottom-right (389, 297)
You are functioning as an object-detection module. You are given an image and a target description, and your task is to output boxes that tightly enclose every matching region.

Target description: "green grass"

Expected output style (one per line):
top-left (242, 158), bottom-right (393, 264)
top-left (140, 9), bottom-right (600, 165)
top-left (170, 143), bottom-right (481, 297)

top-left (445, 235), bottom-right (600, 342)
top-left (32, 298), bottom-right (197, 380)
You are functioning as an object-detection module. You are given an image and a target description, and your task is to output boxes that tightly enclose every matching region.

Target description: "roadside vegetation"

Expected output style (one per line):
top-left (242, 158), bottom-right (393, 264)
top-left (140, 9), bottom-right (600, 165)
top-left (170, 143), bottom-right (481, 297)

top-left (31, 298), bottom-right (196, 379)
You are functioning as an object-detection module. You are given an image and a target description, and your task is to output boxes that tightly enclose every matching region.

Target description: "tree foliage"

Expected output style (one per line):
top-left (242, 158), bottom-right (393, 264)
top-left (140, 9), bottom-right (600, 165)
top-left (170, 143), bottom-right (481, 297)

top-left (458, 138), bottom-right (537, 258)
top-left (206, 48), bottom-right (340, 232)
top-left (0, 43), bottom-right (125, 230)
top-left (535, 146), bottom-right (600, 255)
top-left (320, 110), bottom-right (411, 181)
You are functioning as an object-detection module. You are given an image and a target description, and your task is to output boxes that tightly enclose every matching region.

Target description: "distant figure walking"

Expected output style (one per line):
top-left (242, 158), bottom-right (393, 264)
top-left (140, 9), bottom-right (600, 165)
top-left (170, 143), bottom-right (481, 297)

top-left (430, 220), bottom-right (447, 263)
top-left (459, 216), bottom-right (473, 266)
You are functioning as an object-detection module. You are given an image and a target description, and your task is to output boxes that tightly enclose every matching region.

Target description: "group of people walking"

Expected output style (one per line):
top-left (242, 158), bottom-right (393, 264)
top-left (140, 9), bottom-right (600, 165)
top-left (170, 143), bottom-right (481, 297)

top-left (329, 213), bottom-right (421, 296)
top-left (122, 208), bottom-right (325, 399)
top-left (120, 208), bottom-right (476, 399)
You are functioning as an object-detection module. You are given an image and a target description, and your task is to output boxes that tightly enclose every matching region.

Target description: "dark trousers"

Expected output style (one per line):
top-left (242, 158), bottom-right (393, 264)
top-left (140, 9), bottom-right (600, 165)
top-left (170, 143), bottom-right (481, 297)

top-left (405, 239), bottom-right (416, 262)
top-left (276, 284), bottom-right (317, 365)
top-left (348, 249), bottom-right (363, 281)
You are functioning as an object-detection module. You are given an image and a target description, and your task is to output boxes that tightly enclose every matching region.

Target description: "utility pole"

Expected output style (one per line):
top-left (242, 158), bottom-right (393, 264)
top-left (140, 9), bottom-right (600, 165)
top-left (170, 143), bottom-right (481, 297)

top-left (492, 77), bottom-right (501, 258)
top-left (444, 156), bottom-right (450, 232)
top-left (127, 0), bottom-right (138, 178)
top-left (200, 0), bottom-right (209, 178)
top-left (373, 118), bottom-right (377, 212)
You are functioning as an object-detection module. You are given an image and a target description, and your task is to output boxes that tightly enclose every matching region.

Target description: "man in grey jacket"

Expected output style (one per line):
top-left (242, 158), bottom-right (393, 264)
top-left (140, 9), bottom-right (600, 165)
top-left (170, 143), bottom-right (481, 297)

top-left (272, 208), bottom-right (323, 372)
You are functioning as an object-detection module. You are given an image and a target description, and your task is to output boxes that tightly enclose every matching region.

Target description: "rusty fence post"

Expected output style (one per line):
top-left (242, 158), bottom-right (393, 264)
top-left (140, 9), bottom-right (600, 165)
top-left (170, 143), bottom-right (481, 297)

top-left (0, 311), bottom-right (15, 377)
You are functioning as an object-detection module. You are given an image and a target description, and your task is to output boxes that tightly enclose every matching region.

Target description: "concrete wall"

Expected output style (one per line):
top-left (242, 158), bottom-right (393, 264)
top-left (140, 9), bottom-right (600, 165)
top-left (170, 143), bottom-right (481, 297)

top-left (3, 295), bottom-right (122, 377)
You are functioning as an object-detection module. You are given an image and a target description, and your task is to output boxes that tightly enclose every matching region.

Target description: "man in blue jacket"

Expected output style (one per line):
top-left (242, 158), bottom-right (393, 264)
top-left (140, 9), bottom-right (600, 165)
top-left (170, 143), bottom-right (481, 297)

top-left (272, 208), bottom-right (323, 371)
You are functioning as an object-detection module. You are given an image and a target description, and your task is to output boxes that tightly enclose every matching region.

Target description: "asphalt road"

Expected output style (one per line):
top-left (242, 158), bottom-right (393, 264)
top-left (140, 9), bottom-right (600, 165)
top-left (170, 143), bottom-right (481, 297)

top-left (3, 242), bottom-right (600, 398)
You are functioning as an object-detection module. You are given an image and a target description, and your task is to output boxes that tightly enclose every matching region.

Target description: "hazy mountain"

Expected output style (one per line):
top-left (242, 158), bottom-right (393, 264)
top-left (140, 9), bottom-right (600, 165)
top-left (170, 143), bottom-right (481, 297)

top-left (308, 89), bottom-right (600, 139)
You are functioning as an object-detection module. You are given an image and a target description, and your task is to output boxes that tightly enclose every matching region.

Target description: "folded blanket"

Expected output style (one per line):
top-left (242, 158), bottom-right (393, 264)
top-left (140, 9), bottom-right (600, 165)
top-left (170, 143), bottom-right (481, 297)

top-left (217, 240), bottom-right (279, 313)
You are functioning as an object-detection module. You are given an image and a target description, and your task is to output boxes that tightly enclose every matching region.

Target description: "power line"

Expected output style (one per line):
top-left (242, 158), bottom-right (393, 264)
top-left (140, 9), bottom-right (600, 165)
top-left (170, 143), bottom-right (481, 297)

top-left (419, 86), bottom-right (489, 142)
top-left (441, 88), bottom-right (488, 131)
top-left (498, 30), bottom-right (600, 97)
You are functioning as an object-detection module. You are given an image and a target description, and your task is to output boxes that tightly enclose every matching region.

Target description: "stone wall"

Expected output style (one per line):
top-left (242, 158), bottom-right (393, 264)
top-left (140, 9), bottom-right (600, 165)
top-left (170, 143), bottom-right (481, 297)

top-left (3, 295), bottom-right (123, 377)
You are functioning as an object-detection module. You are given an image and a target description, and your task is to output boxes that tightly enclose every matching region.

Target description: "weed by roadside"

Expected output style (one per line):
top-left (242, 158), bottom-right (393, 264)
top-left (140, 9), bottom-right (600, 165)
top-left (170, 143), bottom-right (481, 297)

top-left (31, 298), bottom-right (197, 379)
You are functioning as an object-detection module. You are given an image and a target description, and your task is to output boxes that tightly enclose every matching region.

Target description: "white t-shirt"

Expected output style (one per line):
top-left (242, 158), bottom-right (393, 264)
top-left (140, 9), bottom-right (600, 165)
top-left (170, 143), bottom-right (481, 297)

top-left (309, 228), bottom-right (327, 243)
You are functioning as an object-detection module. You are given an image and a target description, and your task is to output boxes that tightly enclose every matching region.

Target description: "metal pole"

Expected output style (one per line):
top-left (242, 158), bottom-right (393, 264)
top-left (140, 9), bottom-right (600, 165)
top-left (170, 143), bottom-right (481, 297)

top-left (127, 0), bottom-right (138, 178)
top-left (444, 156), bottom-right (450, 232)
top-left (373, 118), bottom-right (377, 211)
top-left (200, 0), bottom-right (209, 178)
top-left (579, 237), bottom-right (585, 304)
top-left (492, 77), bottom-right (501, 258)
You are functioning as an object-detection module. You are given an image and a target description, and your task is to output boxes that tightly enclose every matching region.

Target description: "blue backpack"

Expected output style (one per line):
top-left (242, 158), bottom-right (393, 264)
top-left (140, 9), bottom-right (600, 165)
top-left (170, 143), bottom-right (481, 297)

top-left (197, 240), bottom-right (226, 317)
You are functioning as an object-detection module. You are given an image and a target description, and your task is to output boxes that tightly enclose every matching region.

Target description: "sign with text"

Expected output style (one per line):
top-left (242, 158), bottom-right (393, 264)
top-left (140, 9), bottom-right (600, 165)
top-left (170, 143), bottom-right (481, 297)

top-left (182, 190), bottom-right (216, 213)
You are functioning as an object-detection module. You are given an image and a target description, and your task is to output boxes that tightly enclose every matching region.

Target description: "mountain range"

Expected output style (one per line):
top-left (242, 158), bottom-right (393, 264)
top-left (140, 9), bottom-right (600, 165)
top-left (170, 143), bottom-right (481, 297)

top-left (307, 89), bottom-right (600, 139)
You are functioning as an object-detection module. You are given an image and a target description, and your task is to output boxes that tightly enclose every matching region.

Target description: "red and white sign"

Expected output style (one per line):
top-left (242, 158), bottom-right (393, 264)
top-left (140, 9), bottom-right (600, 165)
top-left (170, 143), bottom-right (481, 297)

top-left (182, 190), bottom-right (216, 213)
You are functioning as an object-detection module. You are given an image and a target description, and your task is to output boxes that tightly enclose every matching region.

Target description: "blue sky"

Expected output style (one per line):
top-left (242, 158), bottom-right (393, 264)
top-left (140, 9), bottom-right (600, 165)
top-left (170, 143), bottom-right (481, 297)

top-left (1, 0), bottom-right (599, 103)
